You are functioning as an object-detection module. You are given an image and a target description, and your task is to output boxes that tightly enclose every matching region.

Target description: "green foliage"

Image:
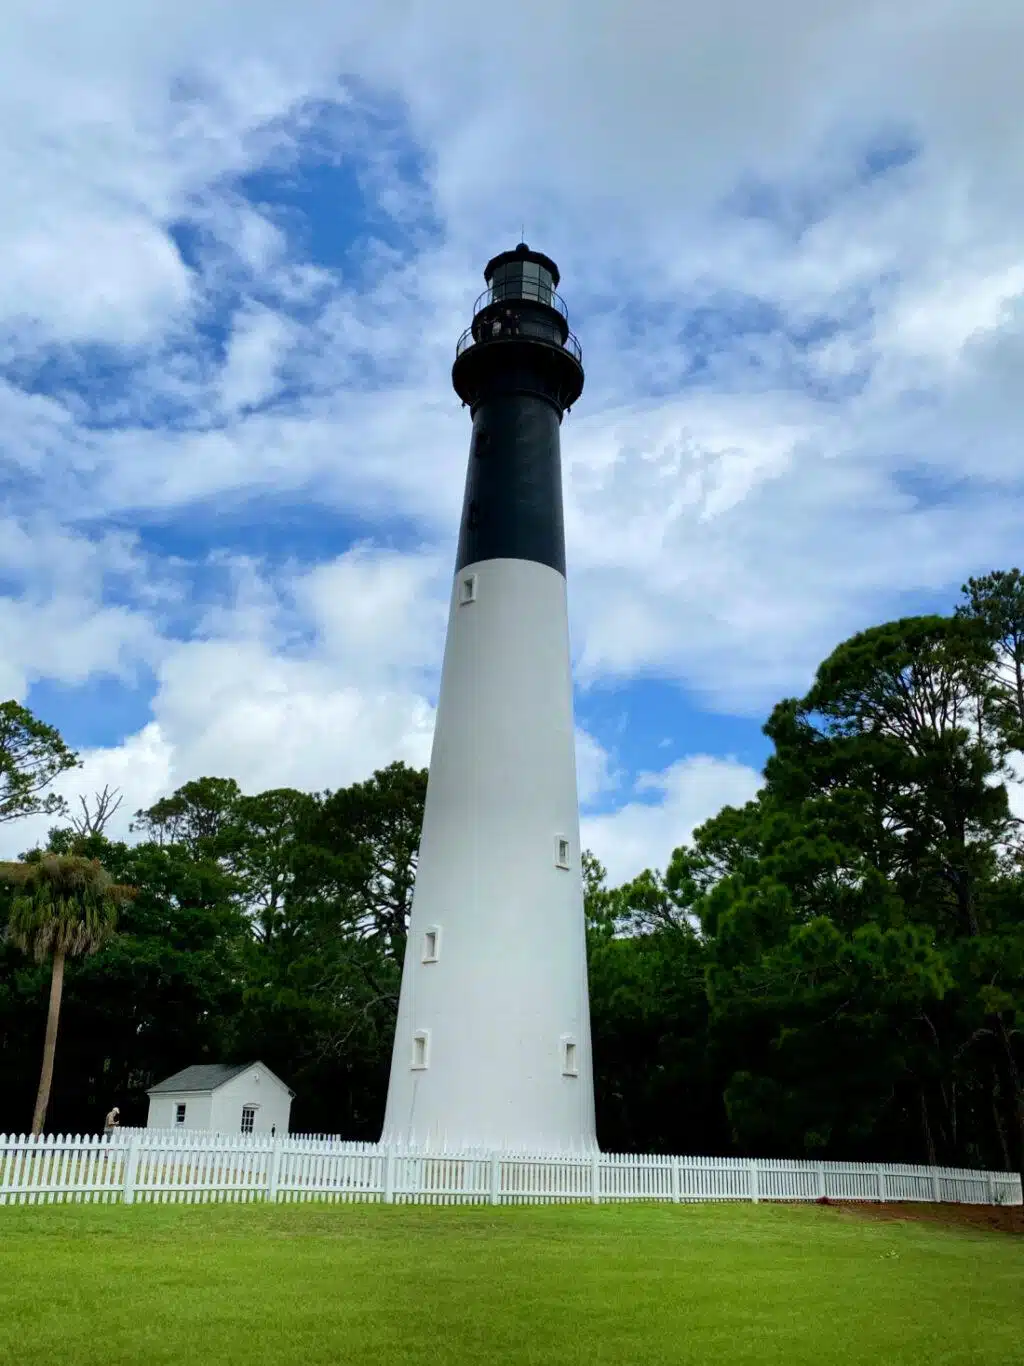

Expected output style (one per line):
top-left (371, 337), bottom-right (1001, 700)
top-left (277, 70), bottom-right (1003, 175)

top-left (1, 576), bottom-right (1021, 1167)
top-left (2, 855), bottom-right (132, 962)
top-left (1, 851), bottom-right (136, 1132)
top-left (958, 567), bottom-right (1024, 750)
top-left (0, 700), bottom-right (78, 825)
top-left (219, 788), bottom-right (319, 942)
top-left (686, 606), bottom-right (1024, 1169)
top-left (130, 777), bottom-right (243, 854)
top-left (230, 764), bottom-right (426, 1136)
top-left (294, 761), bottom-right (428, 962)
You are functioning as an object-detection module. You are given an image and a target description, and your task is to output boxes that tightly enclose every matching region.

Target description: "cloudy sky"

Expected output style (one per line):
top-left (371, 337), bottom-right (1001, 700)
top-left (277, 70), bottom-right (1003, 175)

top-left (2, 1), bottom-right (1021, 881)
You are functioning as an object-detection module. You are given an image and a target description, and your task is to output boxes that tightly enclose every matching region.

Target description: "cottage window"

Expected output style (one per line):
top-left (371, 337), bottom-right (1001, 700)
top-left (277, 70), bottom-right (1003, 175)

top-left (175, 1103), bottom-right (186, 1126)
top-left (241, 1106), bottom-right (256, 1135)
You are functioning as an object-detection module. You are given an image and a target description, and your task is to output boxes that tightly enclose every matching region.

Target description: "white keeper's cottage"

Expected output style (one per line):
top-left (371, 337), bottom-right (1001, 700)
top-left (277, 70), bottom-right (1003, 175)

top-left (145, 1062), bottom-right (294, 1135)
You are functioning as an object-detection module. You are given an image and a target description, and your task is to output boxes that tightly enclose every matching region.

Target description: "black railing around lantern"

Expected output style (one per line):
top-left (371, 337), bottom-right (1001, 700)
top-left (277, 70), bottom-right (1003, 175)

top-left (456, 321), bottom-right (583, 364)
top-left (471, 283), bottom-right (570, 319)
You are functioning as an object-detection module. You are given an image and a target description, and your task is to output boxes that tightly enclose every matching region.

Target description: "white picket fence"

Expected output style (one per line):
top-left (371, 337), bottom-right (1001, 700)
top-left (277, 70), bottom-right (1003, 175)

top-left (0, 1131), bottom-right (1020, 1207)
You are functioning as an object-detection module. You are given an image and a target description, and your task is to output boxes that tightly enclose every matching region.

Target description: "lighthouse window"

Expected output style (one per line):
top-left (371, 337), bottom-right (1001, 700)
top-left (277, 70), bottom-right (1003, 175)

top-left (555, 836), bottom-right (571, 869)
top-left (522, 260), bottom-right (554, 304)
top-left (489, 261), bottom-right (554, 307)
top-left (422, 926), bottom-right (441, 962)
top-left (459, 573), bottom-right (477, 605)
top-left (562, 1038), bottom-right (578, 1076)
top-left (489, 263), bottom-right (520, 302)
top-left (411, 1031), bottom-right (430, 1069)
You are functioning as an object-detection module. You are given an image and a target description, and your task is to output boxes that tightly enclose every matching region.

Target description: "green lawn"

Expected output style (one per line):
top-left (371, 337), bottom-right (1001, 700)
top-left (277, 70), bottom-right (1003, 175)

top-left (0, 1201), bottom-right (1019, 1366)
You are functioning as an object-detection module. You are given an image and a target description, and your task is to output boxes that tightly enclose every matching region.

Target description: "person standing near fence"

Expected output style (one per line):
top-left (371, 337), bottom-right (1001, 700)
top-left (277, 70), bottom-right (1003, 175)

top-left (103, 1106), bottom-right (120, 1142)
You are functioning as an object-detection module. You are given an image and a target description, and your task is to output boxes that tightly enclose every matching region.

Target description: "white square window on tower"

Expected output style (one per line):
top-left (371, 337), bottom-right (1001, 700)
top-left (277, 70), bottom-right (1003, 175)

top-left (561, 1036), bottom-right (578, 1076)
top-left (555, 835), bottom-right (570, 869)
top-left (422, 926), bottom-right (442, 962)
top-left (411, 1030), bottom-right (431, 1070)
top-left (459, 573), bottom-right (478, 605)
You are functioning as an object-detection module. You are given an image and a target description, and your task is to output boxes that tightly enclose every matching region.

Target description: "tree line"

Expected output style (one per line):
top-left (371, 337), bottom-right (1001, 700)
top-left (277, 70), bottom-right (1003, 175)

top-left (0, 571), bottom-right (1021, 1178)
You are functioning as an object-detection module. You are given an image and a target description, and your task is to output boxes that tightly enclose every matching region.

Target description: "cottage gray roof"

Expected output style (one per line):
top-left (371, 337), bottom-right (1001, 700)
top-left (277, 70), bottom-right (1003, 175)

top-left (147, 1063), bottom-right (253, 1095)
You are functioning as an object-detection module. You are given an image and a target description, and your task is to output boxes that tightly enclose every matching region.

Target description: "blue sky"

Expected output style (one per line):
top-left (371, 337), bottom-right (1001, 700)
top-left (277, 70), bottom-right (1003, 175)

top-left (3, 1), bottom-right (1024, 880)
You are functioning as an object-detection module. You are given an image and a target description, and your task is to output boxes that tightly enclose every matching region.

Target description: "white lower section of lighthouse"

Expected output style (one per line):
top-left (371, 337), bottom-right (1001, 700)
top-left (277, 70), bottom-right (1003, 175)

top-left (381, 555), bottom-right (597, 1153)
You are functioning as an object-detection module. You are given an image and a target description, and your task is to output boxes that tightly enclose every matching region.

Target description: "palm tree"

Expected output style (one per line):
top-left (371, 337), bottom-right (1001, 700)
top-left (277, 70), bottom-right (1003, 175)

top-left (0, 854), bottom-right (135, 1135)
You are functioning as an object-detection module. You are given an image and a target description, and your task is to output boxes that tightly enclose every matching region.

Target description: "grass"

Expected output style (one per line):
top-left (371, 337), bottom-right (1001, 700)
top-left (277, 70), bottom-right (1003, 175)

top-left (0, 1201), bottom-right (1020, 1366)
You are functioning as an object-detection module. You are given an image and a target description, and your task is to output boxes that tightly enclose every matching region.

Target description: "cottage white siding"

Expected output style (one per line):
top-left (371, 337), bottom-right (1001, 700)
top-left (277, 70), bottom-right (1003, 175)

top-left (145, 1062), bottom-right (293, 1135)
top-left (146, 1093), bottom-right (213, 1130)
top-left (210, 1066), bottom-right (291, 1136)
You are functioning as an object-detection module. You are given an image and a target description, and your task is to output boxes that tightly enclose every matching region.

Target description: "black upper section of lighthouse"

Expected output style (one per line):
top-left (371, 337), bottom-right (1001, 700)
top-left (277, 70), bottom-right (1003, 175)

top-left (451, 244), bottom-right (584, 577)
top-left (452, 242), bottom-right (583, 415)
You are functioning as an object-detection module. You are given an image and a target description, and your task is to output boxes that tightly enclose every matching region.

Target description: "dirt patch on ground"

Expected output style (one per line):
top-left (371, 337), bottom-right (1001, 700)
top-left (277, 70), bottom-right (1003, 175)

top-left (813, 1198), bottom-right (1024, 1236)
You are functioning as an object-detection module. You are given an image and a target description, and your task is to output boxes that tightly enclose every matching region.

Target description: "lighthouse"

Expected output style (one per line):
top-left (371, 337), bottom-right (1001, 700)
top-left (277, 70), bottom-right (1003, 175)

top-left (381, 244), bottom-right (597, 1153)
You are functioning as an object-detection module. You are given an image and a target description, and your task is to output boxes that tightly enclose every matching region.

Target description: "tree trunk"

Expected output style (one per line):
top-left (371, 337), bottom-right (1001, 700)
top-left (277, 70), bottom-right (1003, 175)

top-left (992, 1016), bottom-right (1024, 1187)
top-left (30, 949), bottom-right (66, 1137)
top-left (991, 1068), bottom-right (1012, 1172)
top-left (919, 1090), bottom-right (938, 1166)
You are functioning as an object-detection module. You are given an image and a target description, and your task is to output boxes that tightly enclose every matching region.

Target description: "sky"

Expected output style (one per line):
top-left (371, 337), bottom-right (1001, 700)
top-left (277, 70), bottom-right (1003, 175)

top-left (2, 1), bottom-right (1023, 883)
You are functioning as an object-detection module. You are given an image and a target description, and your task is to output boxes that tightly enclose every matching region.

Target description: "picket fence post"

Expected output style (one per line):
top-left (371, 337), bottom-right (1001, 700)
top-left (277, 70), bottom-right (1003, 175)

top-left (930, 1166), bottom-right (941, 1202)
top-left (591, 1152), bottom-right (601, 1204)
top-left (816, 1162), bottom-right (826, 1200)
top-left (489, 1154), bottom-right (501, 1206)
top-left (748, 1160), bottom-right (759, 1204)
top-left (266, 1138), bottom-right (281, 1204)
top-left (671, 1156), bottom-right (681, 1203)
top-left (384, 1148), bottom-right (396, 1204)
top-left (876, 1164), bottom-right (886, 1202)
top-left (122, 1133), bottom-right (141, 1205)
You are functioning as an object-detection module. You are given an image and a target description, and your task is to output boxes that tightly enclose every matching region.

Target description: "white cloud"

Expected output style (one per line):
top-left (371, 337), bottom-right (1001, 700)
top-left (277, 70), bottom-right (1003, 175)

top-left (0, 531), bottom-right (662, 883)
top-left (0, 543), bottom-right (441, 857)
top-left (582, 756), bottom-right (763, 886)
top-left (153, 641), bottom-right (435, 793)
top-left (0, 597), bottom-right (160, 698)
top-left (1, 724), bottom-right (175, 858)
top-left (0, 667), bottom-right (435, 862)
top-left (0, 517), bottom-right (173, 700)
top-left (575, 729), bottom-right (619, 808)
top-left (2, 210), bottom-right (191, 348)
top-left (217, 305), bottom-right (296, 415)
top-left (3, 0), bottom-right (1024, 869)
top-left (294, 544), bottom-right (449, 685)
top-left (142, 544), bottom-right (445, 798)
